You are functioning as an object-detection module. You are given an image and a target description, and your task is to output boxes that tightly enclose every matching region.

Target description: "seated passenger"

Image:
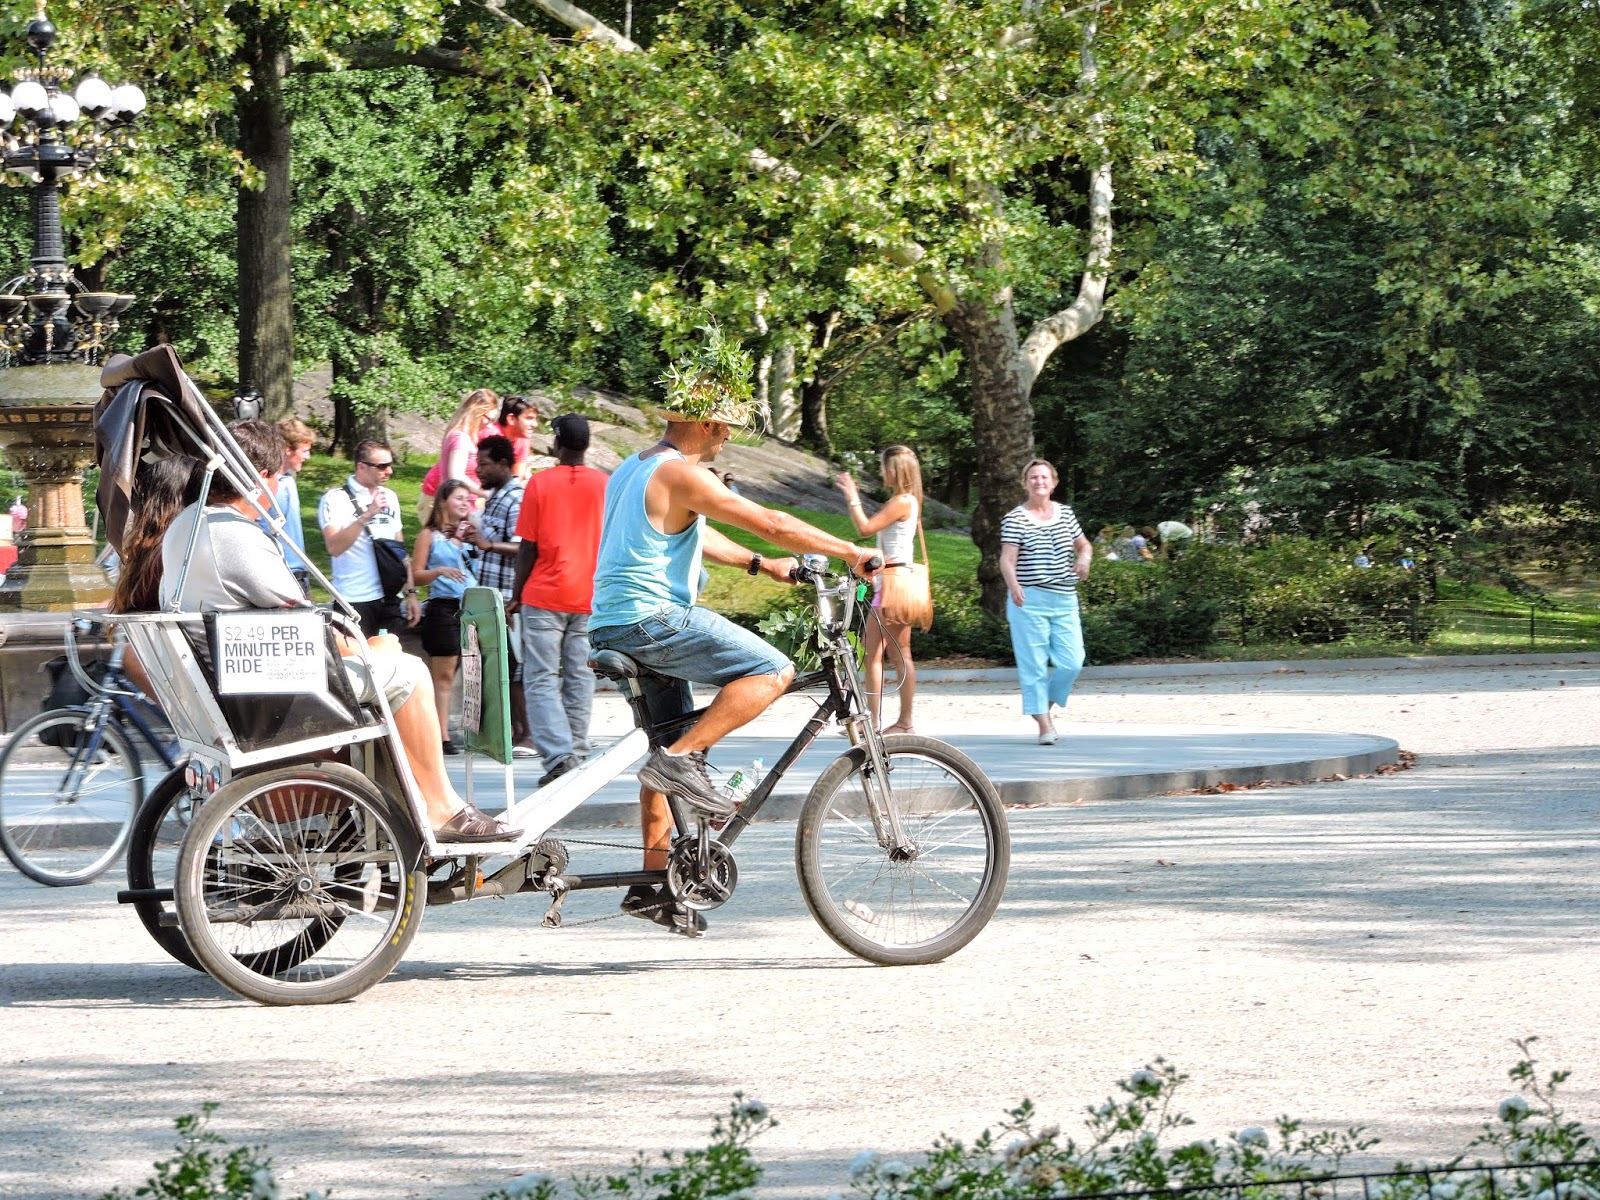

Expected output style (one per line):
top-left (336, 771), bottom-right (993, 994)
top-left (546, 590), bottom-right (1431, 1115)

top-left (108, 454), bottom-right (202, 699)
top-left (158, 419), bottom-right (512, 842)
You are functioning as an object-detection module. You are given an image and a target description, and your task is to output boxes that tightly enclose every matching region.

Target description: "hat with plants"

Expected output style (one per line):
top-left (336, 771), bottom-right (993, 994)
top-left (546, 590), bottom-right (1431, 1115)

top-left (656, 324), bottom-right (756, 426)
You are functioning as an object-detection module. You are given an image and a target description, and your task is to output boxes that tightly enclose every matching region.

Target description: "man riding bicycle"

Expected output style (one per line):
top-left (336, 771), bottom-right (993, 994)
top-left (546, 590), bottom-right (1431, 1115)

top-left (587, 335), bottom-right (877, 934)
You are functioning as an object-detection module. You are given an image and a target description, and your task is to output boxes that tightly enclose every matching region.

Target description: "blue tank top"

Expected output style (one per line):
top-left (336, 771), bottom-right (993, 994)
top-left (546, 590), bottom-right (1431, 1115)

top-left (426, 533), bottom-right (476, 601)
top-left (590, 449), bottom-right (703, 630)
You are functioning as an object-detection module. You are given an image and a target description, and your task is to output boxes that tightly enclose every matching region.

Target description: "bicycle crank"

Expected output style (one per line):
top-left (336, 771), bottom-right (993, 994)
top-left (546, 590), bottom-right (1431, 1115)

top-left (665, 837), bottom-right (738, 911)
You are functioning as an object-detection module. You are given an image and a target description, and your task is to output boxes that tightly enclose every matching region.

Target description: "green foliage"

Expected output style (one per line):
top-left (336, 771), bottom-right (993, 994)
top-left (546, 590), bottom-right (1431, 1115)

top-left (106, 1052), bottom-right (1600, 1200)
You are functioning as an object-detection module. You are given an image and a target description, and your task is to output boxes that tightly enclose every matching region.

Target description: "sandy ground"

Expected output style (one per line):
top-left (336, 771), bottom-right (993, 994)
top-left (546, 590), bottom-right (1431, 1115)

top-left (1, 661), bottom-right (1596, 1199)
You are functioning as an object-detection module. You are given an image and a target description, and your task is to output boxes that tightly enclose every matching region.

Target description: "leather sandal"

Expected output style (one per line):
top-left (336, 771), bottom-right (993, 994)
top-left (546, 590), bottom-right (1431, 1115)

top-left (434, 803), bottom-right (514, 843)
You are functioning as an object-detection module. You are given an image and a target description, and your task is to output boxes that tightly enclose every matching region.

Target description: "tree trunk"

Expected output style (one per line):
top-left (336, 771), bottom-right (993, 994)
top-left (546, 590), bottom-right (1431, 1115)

top-left (770, 340), bottom-right (801, 441)
top-left (799, 376), bottom-right (831, 456)
top-left (946, 298), bottom-right (1035, 615)
top-left (236, 10), bottom-right (295, 420)
top-left (327, 202), bottom-right (388, 455)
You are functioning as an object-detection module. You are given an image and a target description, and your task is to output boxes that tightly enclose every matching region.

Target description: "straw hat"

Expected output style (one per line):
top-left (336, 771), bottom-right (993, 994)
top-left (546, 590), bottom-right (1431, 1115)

top-left (656, 325), bottom-right (756, 426)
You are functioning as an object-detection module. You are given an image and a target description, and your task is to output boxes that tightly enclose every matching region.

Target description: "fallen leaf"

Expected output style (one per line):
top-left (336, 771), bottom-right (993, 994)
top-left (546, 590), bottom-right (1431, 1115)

top-left (1156, 859), bottom-right (1176, 867)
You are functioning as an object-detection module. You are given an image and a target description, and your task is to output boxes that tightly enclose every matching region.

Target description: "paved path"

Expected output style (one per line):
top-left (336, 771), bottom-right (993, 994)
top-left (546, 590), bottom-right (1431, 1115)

top-left (1, 661), bottom-right (1596, 1199)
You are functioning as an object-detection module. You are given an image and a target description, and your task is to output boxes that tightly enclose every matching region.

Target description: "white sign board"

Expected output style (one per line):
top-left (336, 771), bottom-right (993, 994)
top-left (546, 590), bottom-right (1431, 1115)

top-left (212, 611), bottom-right (327, 695)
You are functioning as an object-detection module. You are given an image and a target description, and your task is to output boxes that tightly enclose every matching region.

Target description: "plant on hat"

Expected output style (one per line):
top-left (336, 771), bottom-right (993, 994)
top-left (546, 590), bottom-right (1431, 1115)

top-left (659, 324), bottom-right (756, 423)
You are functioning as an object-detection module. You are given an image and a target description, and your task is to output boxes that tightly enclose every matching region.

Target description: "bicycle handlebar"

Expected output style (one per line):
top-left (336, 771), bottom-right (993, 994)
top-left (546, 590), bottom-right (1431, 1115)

top-left (788, 553), bottom-right (883, 585)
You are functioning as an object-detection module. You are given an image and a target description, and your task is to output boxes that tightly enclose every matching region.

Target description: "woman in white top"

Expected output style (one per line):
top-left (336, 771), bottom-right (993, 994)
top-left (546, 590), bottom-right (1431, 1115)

top-left (836, 444), bottom-right (924, 734)
top-left (999, 459), bottom-right (1093, 745)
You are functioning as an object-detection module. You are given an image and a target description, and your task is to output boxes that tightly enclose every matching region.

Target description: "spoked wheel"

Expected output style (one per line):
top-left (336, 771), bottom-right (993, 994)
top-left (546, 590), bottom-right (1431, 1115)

top-left (0, 707), bottom-right (142, 886)
top-left (174, 762), bottom-right (425, 1005)
top-left (125, 766), bottom-right (204, 969)
top-left (795, 733), bottom-right (1009, 965)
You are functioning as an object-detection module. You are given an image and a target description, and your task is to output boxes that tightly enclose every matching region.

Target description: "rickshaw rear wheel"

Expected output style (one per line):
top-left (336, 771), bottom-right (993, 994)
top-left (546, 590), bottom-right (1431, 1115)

top-left (175, 761), bottom-right (424, 1006)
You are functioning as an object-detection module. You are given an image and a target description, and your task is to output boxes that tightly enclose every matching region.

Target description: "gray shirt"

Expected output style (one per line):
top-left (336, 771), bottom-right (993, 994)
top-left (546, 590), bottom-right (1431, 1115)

top-left (159, 503), bottom-right (304, 612)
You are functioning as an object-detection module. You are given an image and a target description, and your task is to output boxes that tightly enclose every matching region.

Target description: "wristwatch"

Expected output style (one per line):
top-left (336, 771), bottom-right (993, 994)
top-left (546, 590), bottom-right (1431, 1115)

top-left (402, 587), bottom-right (418, 597)
top-left (747, 554), bottom-right (762, 576)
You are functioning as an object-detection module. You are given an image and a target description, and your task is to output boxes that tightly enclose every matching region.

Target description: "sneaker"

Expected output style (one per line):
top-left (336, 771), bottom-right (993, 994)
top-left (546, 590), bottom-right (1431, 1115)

top-left (537, 753), bottom-right (581, 788)
top-left (620, 884), bottom-right (707, 937)
top-left (636, 748), bottom-right (734, 817)
top-left (511, 743), bottom-right (537, 759)
top-left (442, 738), bottom-right (462, 756)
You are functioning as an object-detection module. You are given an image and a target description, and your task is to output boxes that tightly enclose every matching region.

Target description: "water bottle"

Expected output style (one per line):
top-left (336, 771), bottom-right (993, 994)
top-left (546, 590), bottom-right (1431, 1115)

top-left (715, 758), bottom-right (766, 815)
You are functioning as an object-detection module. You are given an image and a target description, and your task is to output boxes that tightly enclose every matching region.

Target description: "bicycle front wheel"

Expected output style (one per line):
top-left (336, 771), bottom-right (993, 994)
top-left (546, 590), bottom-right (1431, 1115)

top-left (0, 708), bottom-right (142, 886)
top-left (795, 734), bottom-right (1009, 965)
top-left (175, 762), bottom-right (425, 1005)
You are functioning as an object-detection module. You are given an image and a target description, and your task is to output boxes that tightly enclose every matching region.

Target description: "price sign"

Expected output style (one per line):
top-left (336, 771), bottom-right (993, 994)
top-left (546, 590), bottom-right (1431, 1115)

top-left (211, 611), bottom-right (327, 695)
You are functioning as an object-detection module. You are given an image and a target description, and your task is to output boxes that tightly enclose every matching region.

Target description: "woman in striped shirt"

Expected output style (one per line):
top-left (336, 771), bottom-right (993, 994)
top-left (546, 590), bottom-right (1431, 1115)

top-left (999, 459), bottom-right (1093, 745)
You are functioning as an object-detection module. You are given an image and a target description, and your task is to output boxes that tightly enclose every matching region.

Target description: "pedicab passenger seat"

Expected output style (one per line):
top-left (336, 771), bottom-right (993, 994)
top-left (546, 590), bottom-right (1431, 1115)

top-left (115, 609), bottom-right (386, 772)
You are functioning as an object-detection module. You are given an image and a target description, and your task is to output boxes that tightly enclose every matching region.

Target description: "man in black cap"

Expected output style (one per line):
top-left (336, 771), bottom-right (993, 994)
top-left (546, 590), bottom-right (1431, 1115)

top-left (511, 414), bottom-right (610, 786)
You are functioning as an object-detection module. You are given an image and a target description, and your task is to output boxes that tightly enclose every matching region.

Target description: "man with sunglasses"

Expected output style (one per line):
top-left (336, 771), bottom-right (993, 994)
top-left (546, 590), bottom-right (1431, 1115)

top-left (318, 439), bottom-right (421, 638)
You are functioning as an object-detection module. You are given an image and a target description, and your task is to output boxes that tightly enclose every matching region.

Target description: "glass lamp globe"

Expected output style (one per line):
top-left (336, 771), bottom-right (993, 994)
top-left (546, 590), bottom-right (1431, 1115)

top-left (11, 80), bottom-right (47, 115)
top-left (108, 84), bottom-right (145, 118)
top-left (74, 75), bottom-right (112, 115)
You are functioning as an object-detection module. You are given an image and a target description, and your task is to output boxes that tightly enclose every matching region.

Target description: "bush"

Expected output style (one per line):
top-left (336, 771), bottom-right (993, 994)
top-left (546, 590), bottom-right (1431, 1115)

top-left (106, 1043), bottom-right (1597, 1200)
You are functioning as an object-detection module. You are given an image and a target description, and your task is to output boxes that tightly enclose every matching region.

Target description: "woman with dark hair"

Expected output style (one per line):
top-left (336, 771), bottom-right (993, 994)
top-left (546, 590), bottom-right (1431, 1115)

top-left (483, 393), bottom-right (541, 480)
top-left (413, 479), bottom-right (478, 753)
top-left (109, 455), bottom-right (202, 614)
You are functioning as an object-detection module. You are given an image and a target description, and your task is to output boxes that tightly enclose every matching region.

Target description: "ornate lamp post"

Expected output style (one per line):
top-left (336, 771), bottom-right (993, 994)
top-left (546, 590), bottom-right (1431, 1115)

top-left (0, 2), bottom-right (143, 612)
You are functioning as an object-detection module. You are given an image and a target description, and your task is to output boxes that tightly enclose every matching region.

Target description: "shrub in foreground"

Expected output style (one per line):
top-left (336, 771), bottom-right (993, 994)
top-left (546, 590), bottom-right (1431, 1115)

top-left (102, 1041), bottom-right (1596, 1200)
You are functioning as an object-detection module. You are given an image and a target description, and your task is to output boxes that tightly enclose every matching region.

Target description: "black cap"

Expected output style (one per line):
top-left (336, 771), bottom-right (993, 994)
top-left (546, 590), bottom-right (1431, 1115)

top-left (552, 413), bottom-right (590, 453)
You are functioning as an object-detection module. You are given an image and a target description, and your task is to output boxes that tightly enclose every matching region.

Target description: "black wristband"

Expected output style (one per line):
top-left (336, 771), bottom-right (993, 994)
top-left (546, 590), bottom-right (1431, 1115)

top-left (747, 554), bottom-right (762, 576)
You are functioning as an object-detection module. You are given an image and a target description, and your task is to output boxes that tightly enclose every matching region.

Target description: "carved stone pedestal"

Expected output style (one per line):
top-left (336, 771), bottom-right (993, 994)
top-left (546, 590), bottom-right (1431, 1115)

top-left (0, 363), bottom-right (110, 611)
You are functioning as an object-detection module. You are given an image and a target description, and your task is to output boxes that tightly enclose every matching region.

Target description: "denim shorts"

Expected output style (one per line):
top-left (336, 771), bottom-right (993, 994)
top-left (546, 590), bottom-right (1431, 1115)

top-left (590, 603), bottom-right (792, 722)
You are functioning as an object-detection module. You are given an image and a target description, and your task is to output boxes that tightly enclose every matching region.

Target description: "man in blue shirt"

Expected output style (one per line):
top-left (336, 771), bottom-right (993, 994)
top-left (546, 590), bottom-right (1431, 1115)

top-left (261, 416), bottom-right (315, 595)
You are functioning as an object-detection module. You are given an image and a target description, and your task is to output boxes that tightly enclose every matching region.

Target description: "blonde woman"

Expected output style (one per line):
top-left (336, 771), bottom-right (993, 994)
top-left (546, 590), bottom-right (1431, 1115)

top-left (418, 388), bottom-right (500, 521)
top-left (836, 444), bottom-right (924, 734)
top-left (999, 459), bottom-right (1093, 745)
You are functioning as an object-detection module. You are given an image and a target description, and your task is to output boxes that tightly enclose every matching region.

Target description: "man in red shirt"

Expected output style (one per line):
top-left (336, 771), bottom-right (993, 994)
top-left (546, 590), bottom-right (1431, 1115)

top-left (512, 414), bottom-right (609, 787)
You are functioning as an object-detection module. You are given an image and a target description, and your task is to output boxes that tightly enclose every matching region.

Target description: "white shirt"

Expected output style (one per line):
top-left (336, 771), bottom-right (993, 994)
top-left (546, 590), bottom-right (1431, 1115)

top-left (318, 476), bottom-right (403, 603)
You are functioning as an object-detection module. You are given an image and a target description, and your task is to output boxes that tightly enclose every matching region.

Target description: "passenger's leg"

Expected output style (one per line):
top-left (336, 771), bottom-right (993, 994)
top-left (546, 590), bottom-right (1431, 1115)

top-left (521, 605), bottom-right (573, 765)
top-left (388, 669), bottom-right (464, 827)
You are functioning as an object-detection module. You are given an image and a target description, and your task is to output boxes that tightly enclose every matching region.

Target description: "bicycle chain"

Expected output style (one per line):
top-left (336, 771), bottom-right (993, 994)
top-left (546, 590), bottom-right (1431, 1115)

top-left (528, 835), bottom-right (694, 931)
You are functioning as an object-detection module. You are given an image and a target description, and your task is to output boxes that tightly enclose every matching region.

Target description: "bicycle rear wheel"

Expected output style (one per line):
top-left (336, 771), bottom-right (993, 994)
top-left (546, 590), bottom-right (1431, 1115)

top-left (795, 734), bottom-right (1009, 965)
top-left (175, 762), bottom-right (425, 1005)
top-left (0, 708), bottom-right (142, 886)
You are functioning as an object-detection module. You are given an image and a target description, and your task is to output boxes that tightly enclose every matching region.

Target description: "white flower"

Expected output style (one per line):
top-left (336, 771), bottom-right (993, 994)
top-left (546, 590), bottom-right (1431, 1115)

top-left (1498, 1096), bottom-right (1531, 1121)
top-left (1130, 1069), bottom-right (1161, 1091)
top-left (850, 1150), bottom-right (882, 1180)
top-left (880, 1160), bottom-right (911, 1182)
top-left (504, 1172), bottom-right (554, 1198)
top-left (738, 1099), bottom-right (770, 1121)
top-left (1237, 1126), bottom-right (1270, 1149)
top-left (249, 1168), bottom-right (280, 1200)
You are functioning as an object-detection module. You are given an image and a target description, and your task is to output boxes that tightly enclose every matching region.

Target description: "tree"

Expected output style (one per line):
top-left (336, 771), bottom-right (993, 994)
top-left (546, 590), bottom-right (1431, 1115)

top-left (472, 0), bottom-right (1386, 610)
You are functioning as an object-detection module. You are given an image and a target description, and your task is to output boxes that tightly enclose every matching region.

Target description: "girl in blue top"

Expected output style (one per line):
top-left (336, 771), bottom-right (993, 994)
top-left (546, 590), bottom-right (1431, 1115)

top-left (414, 479), bottom-right (479, 753)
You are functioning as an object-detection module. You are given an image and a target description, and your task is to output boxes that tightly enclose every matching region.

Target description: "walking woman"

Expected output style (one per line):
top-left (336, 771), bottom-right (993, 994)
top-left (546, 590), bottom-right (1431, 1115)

top-left (836, 444), bottom-right (926, 734)
top-left (414, 479), bottom-right (479, 753)
top-left (999, 459), bottom-right (1093, 745)
top-left (418, 388), bottom-right (500, 521)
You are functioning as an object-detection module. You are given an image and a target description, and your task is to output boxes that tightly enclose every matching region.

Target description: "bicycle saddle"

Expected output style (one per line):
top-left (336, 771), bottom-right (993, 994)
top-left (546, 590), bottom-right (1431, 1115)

top-left (589, 649), bottom-right (641, 680)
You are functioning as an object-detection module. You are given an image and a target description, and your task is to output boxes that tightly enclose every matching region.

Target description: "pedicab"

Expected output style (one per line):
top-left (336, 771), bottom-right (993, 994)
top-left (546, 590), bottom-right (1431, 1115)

top-left (98, 346), bottom-right (1009, 1006)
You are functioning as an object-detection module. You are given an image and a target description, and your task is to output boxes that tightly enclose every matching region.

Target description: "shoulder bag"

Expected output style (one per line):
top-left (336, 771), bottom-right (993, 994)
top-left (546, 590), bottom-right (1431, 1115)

top-left (878, 516), bottom-right (933, 632)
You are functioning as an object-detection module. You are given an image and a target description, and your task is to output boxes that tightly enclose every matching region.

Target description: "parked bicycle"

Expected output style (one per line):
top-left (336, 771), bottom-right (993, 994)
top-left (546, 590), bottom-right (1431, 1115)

top-left (0, 621), bottom-right (179, 886)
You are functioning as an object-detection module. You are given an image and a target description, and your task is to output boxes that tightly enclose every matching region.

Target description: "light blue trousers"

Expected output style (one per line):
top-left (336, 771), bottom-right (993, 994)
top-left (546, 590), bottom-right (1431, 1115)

top-left (520, 605), bottom-right (595, 765)
top-left (1006, 587), bottom-right (1085, 716)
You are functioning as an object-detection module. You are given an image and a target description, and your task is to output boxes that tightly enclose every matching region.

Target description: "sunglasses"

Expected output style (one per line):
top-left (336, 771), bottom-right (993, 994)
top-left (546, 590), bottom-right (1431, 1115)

top-left (360, 459), bottom-right (395, 470)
